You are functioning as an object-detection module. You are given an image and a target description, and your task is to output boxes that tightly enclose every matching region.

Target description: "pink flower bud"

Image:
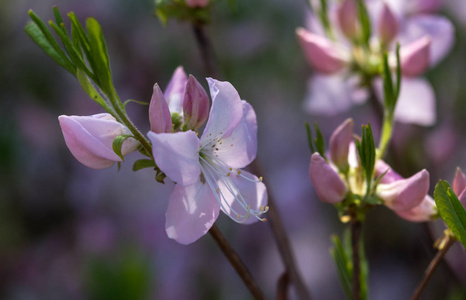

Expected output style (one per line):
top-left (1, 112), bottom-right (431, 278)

top-left (395, 196), bottom-right (437, 222)
top-left (296, 28), bottom-right (348, 74)
top-left (377, 169), bottom-right (430, 211)
top-left (185, 0), bottom-right (209, 8)
top-left (165, 67), bottom-right (188, 114)
top-left (452, 167), bottom-right (466, 195)
top-left (149, 84), bottom-right (172, 133)
top-left (378, 2), bottom-right (399, 44)
top-left (309, 153), bottom-right (347, 204)
top-left (400, 36), bottom-right (431, 77)
top-left (337, 0), bottom-right (359, 39)
top-left (58, 114), bottom-right (139, 169)
top-left (183, 75), bottom-right (210, 130)
top-left (330, 118), bottom-right (353, 171)
top-left (407, 0), bottom-right (444, 14)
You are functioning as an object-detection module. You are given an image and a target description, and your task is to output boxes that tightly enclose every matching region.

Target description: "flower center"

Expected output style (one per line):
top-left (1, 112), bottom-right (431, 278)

top-left (198, 152), bottom-right (268, 223)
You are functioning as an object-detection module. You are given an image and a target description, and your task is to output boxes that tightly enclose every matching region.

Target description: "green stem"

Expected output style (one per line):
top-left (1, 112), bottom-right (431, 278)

top-left (377, 111), bottom-right (393, 160)
top-left (350, 211), bottom-right (362, 300)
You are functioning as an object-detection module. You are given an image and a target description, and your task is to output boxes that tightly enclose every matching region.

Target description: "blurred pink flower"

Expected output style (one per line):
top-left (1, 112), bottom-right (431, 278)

top-left (309, 119), bottom-right (432, 221)
top-left (148, 78), bottom-right (268, 244)
top-left (58, 113), bottom-right (139, 169)
top-left (298, 0), bottom-right (454, 126)
top-left (185, 0), bottom-right (209, 8)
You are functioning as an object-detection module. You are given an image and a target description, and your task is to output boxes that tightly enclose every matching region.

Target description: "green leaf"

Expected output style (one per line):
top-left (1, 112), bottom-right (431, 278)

top-left (331, 235), bottom-right (352, 299)
top-left (133, 159), bottom-right (156, 172)
top-left (123, 99), bottom-right (149, 107)
top-left (314, 122), bottom-right (326, 159)
top-left (357, 0), bottom-right (372, 46)
top-left (52, 6), bottom-right (66, 33)
top-left (112, 135), bottom-right (133, 161)
top-left (86, 18), bottom-right (113, 95)
top-left (305, 122), bottom-right (316, 154)
top-left (25, 19), bottom-right (76, 75)
top-left (434, 180), bottom-right (466, 248)
top-left (356, 124), bottom-right (376, 197)
top-left (394, 43), bottom-right (401, 101)
top-left (381, 52), bottom-right (394, 110)
top-left (76, 69), bottom-right (108, 109)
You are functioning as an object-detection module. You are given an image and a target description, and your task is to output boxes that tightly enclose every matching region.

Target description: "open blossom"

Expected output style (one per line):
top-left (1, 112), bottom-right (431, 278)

top-left (148, 78), bottom-right (268, 244)
top-left (58, 113), bottom-right (139, 169)
top-left (309, 119), bottom-right (431, 221)
top-left (297, 0), bottom-right (454, 126)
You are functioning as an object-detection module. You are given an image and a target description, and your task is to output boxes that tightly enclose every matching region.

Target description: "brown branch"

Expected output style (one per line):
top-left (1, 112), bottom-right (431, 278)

top-left (275, 272), bottom-right (290, 300)
top-left (209, 224), bottom-right (266, 300)
top-left (410, 235), bottom-right (456, 300)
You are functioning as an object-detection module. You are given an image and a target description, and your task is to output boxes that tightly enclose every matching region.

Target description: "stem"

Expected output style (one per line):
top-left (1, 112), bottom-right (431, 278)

top-left (192, 23), bottom-right (220, 79)
top-left (350, 212), bottom-right (362, 300)
top-left (377, 111), bottom-right (393, 160)
top-left (410, 236), bottom-right (456, 300)
top-left (209, 224), bottom-right (266, 300)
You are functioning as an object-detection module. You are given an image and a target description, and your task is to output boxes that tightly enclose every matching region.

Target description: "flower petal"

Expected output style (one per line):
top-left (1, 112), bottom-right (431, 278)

top-left (218, 170), bottom-right (268, 225)
top-left (296, 27), bottom-right (348, 74)
top-left (453, 167), bottom-right (466, 196)
top-left (165, 183), bottom-right (220, 245)
top-left (202, 101), bottom-right (257, 169)
top-left (309, 153), bottom-right (347, 204)
top-left (201, 79), bottom-right (243, 146)
top-left (375, 160), bottom-right (402, 184)
top-left (377, 169), bottom-right (430, 211)
top-left (399, 15), bottom-right (454, 66)
top-left (148, 131), bottom-right (201, 186)
top-left (330, 118), bottom-right (353, 171)
top-left (303, 74), bottom-right (369, 115)
top-left (183, 75), bottom-right (210, 130)
top-left (399, 36), bottom-right (431, 77)
top-left (165, 66), bottom-right (188, 114)
top-left (58, 114), bottom-right (138, 169)
top-left (395, 196), bottom-right (437, 222)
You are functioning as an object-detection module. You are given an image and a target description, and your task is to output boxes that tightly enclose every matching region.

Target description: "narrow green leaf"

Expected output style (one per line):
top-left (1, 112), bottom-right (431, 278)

top-left (382, 52), bottom-right (394, 110)
top-left (52, 6), bottom-right (65, 33)
top-left (434, 180), bottom-right (466, 248)
top-left (27, 10), bottom-right (75, 74)
top-left (394, 43), bottom-right (401, 102)
top-left (314, 122), bottom-right (326, 159)
top-left (357, 0), bottom-right (371, 46)
top-left (25, 21), bottom-right (76, 75)
top-left (76, 69), bottom-right (108, 109)
top-left (133, 159), bottom-right (156, 172)
top-left (331, 235), bottom-right (352, 299)
top-left (112, 135), bottom-right (133, 161)
top-left (123, 99), bottom-right (149, 107)
top-left (305, 122), bottom-right (316, 153)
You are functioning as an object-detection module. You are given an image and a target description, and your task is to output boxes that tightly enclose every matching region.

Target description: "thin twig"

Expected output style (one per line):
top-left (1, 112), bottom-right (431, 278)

top-left (252, 162), bottom-right (312, 300)
top-left (275, 272), bottom-right (290, 300)
top-left (191, 23), bottom-right (220, 79)
top-left (209, 224), bottom-right (266, 300)
top-left (350, 213), bottom-right (361, 300)
top-left (410, 236), bottom-right (456, 300)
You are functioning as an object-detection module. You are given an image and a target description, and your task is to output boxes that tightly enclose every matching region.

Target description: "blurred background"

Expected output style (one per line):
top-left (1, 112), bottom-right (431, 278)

top-left (1, 0), bottom-right (466, 299)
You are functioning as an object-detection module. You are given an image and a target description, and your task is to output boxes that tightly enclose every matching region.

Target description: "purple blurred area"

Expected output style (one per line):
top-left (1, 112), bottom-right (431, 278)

top-left (1, 0), bottom-right (466, 299)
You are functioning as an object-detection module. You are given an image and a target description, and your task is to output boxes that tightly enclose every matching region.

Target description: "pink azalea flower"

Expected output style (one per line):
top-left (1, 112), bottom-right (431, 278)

top-left (308, 119), bottom-right (432, 221)
top-left (298, 0), bottom-right (454, 126)
top-left (452, 167), bottom-right (466, 208)
top-left (148, 78), bottom-right (268, 244)
top-left (185, 0), bottom-right (209, 8)
top-left (58, 113), bottom-right (140, 169)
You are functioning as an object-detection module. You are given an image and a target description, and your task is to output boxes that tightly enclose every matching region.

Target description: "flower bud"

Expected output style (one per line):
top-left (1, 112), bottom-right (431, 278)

top-left (400, 36), bottom-right (431, 77)
top-left (58, 114), bottom-right (139, 169)
top-left (337, 0), bottom-right (359, 40)
top-left (452, 167), bottom-right (466, 195)
top-left (395, 196), bottom-right (437, 222)
top-left (309, 153), bottom-right (347, 204)
top-left (165, 66), bottom-right (188, 114)
top-left (330, 118), bottom-right (353, 172)
top-left (183, 75), bottom-right (210, 130)
top-left (377, 169), bottom-right (430, 211)
top-left (149, 84), bottom-right (172, 133)
top-left (296, 28), bottom-right (348, 74)
top-left (378, 3), bottom-right (399, 44)
top-left (185, 0), bottom-right (209, 8)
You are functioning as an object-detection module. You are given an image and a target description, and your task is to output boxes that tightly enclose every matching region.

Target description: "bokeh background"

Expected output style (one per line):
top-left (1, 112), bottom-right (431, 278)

top-left (1, 0), bottom-right (466, 299)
